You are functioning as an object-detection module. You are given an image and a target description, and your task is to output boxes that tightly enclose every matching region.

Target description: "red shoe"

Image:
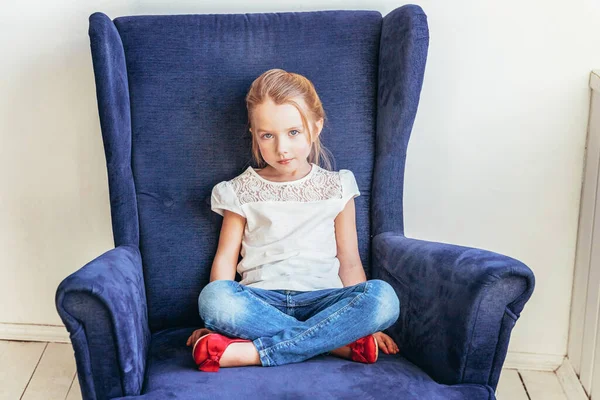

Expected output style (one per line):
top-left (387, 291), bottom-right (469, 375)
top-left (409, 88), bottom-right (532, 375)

top-left (348, 334), bottom-right (378, 364)
top-left (192, 333), bottom-right (252, 372)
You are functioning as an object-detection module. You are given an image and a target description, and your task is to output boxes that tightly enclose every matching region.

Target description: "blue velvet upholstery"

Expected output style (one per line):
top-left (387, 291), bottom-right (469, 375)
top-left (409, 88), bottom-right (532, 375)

top-left (55, 5), bottom-right (535, 399)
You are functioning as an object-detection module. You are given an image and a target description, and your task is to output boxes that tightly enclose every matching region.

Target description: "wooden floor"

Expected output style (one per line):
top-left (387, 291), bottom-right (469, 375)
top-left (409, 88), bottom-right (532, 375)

top-left (0, 340), bottom-right (576, 399)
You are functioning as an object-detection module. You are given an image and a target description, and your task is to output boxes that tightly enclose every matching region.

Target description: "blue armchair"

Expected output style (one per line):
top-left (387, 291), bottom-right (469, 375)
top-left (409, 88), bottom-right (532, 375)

top-left (55, 5), bottom-right (535, 399)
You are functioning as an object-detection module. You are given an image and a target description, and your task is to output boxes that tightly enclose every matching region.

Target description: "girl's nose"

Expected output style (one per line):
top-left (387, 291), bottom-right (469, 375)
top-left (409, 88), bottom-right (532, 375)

top-left (276, 139), bottom-right (290, 153)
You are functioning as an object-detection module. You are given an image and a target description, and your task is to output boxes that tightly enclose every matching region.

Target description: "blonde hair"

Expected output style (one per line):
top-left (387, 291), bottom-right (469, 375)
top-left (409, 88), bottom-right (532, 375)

top-left (245, 69), bottom-right (334, 170)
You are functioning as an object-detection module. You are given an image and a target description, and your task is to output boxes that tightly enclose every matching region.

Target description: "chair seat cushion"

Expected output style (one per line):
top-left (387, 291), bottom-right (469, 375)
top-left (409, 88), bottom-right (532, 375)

top-left (113, 328), bottom-right (495, 400)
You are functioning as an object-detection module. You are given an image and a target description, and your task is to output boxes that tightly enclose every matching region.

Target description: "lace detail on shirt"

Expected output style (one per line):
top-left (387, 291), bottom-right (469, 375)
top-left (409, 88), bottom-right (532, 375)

top-left (230, 166), bottom-right (343, 204)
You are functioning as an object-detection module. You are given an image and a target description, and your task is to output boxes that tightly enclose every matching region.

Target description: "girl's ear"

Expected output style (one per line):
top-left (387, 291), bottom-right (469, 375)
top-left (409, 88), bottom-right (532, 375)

top-left (315, 118), bottom-right (324, 137)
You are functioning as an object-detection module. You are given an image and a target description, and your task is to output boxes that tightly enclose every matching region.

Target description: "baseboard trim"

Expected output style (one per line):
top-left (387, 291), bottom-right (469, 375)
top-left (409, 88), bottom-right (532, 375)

top-left (0, 323), bottom-right (70, 343)
top-left (503, 351), bottom-right (566, 371)
top-left (556, 357), bottom-right (589, 399)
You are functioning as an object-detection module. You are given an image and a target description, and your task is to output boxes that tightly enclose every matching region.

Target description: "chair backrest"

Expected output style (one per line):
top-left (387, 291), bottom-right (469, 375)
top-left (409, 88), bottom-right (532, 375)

top-left (88, 8), bottom-right (426, 332)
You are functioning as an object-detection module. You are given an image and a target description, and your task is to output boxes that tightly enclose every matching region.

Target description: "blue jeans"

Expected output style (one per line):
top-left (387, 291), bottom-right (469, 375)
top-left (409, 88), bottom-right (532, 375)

top-left (197, 279), bottom-right (400, 367)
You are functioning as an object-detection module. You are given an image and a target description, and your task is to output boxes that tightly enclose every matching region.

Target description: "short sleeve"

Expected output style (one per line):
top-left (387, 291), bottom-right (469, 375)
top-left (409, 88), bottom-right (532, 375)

top-left (339, 169), bottom-right (360, 209)
top-left (210, 181), bottom-right (246, 218)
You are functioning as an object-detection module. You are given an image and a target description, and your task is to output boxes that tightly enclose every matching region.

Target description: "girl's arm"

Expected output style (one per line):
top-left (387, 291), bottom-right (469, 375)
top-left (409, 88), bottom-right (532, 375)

top-left (210, 210), bottom-right (245, 282)
top-left (335, 198), bottom-right (367, 287)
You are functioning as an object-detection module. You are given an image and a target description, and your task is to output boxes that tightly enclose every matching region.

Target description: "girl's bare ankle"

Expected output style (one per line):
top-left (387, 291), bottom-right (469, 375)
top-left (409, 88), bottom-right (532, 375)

top-left (330, 345), bottom-right (352, 359)
top-left (220, 342), bottom-right (261, 367)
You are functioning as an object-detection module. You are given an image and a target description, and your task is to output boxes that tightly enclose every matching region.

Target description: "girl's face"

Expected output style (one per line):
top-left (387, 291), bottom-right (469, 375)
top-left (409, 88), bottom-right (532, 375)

top-left (251, 97), bottom-right (323, 175)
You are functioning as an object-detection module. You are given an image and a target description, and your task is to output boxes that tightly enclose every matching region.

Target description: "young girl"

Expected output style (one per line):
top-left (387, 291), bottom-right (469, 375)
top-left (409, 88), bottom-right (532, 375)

top-left (186, 69), bottom-right (401, 372)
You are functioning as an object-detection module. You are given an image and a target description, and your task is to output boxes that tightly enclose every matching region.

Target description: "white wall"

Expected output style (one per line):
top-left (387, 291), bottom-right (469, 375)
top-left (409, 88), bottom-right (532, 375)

top-left (1, 0), bottom-right (599, 365)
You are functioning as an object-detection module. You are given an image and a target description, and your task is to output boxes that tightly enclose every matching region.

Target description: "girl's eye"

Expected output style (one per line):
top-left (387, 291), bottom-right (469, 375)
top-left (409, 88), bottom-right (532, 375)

top-left (261, 130), bottom-right (300, 139)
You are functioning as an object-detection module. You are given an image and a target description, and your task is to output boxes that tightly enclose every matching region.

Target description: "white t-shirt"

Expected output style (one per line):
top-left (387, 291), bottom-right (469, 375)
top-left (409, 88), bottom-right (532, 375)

top-left (210, 162), bottom-right (361, 291)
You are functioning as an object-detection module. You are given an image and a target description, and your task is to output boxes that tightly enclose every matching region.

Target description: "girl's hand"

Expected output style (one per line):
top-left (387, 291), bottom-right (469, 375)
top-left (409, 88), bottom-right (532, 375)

top-left (186, 327), bottom-right (215, 347)
top-left (373, 331), bottom-right (399, 354)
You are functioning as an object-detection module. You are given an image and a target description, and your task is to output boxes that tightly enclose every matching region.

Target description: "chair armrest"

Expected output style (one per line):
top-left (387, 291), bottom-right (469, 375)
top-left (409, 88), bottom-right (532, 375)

top-left (55, 245), bottom-right (150, 400)
top-left (371, 232), bottom-right (535, 390)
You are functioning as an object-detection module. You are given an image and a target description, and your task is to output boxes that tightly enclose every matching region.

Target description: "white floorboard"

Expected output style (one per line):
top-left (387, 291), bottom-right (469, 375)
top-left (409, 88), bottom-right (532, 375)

top-left (65, 374), bottom-right (82, 400)
top-left (21, 343), bottom-right (77, 400)
top-left (496, 369), bottom-right (529, 400)
top-left (520, 370), bottom-right (569, 399)
top-left (0, 341), bottom-right (46, 400)
top-left (0, 340), bottom-right (588, 400)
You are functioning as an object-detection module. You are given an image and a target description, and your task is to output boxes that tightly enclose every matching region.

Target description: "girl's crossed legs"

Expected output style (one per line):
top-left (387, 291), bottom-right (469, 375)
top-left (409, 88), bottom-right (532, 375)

top-left (197, 279), bottom-right (400, 367)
